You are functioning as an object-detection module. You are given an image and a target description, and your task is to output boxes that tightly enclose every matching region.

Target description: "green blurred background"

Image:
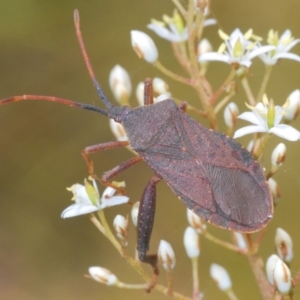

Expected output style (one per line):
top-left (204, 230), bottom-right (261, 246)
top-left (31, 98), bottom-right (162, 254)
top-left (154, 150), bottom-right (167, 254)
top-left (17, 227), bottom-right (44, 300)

top-left (0, 0), bottom-right (300, 299)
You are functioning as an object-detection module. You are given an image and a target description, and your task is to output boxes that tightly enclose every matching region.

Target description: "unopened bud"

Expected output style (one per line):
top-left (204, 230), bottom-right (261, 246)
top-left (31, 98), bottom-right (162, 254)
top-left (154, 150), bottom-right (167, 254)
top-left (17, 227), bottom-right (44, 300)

top-left (88, 266), bottom-right (118, 285)
top-left (186, 208), bottom-right (206, 233)
top-left (135, 82), bottom-right (145, 106)
top-left (153, 77), bottom-right (170, 95)
top-left (197, 38), bottom-right (213, 56)
top-left (273, 259), bottom-right (292, 294)
top-left (271, 143), bottom-right (286, 166)
top-left (113, 214), bottom-right (128, 243)
top-left (109, 119), bottom-right (128, 141)
top-left (154, 93), bottom-right (171, 103)
top-left (109, 65), bottom-right (132, 105)
top-left (210, 263), bottom-right (232, 291)
top-left (131, 30), bottom-right (158, 63)
top-left (131, 201), bottom-right (140, 227)
top-left (183, 226), bottom-right (200, 258)
top-left (284, 89), bottom-right (300, 121)
top-left (232, 232), bottom-right (248, 251)
top-left (158, 240), bottom-right (176, 270)
top-left (275, 228), bottom-right (293, 262)
top-left (224, 102), bottom-right (239, 128)
top-left (266, 254), bottom-right (280, 285)
top-left (268, 178), bottom-right (281, 203)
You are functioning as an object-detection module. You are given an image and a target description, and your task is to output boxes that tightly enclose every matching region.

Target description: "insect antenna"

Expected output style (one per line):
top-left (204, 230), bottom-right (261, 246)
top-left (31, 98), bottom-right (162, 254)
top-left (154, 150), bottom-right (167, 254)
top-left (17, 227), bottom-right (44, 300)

top-left (74, 9), bottom-right (114, 111)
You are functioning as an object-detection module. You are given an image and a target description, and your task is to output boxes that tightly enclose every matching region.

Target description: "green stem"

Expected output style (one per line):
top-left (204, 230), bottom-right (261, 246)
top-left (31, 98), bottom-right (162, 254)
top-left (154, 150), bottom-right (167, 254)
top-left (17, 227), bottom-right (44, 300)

top-left (253, 133), bottom-right (272, 160)
top-left (187, 0), bottom-right (199, 76)
top-left (172, 0), bottom-right (187, 17)
top-left (191, 257), bottom-right (200, 300)
top-left (209, 68), bottom-right (236, 105)
top-left (240, 76), bottom-right (256, 106)
top-left (96, 210), bottom-right (123, 253)
top-left (200, 227), bottom-right (246, 253)
top-left (154, 60), bottom-right (194, 85)
top-left (225, 288), bottom-right (239, 300)
top-left (256, 66), bottom-right (273, 102)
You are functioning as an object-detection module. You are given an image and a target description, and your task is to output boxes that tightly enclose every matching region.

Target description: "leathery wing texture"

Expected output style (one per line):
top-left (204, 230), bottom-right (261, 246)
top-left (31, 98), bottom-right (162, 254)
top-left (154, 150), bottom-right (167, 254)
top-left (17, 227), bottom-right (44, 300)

top-left (122, 99), bottom-right (273, 232)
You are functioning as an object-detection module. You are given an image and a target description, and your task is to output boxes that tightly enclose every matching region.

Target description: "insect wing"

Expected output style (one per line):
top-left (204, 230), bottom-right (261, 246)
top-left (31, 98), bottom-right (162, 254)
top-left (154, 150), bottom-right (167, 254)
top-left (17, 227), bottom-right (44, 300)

top-left (138, 108), bottom-right (273, 232)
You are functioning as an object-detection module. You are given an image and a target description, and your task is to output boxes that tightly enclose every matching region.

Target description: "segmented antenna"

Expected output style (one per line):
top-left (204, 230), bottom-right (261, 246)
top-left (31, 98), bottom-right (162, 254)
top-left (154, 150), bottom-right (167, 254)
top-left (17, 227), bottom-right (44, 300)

top-left (74, 9), bottom-right (113, 110)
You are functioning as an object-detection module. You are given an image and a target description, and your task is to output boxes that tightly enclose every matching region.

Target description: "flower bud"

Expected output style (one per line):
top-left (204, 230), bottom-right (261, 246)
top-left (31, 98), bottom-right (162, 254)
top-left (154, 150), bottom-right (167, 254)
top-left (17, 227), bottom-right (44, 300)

top-left (186, 208), bottom-right (206, 233)
top-left (153, 77), bottom-right (170, 95)
top-left (275, 228), bottom-right (293, 262)
top-left (109, 65), bottom-right (132, 105)
top-left (284, 89), bottom-right (300, 121)
top-left (271, 143), bottom-right (286, 166)
top-left (232, 232), bottom-right (248, 251)
top-left (131, 30), bottom-right (158, 63)
top-left (273, 259), bottom-right (292, 294)
top-left (197, 38), bottom-right (213, 56)
top-left (158, 240), bottom-right (176, 270)
top-left (268, 178), bottom-right (281, 203)
top-left (113, 214), bottom-right (128, 243)
top-left (266, 254), bottom-right (280, 285)
top-left (183, 226), bottom-right (200, 258)
top-left (109, 119), bottom-right (128, 141)
top-left (210, 263), bottom-right (232, 291)
top-left (135, 82), bottom-right (144, 106)
top-left (88, 266), bottom-right (118, 285)
top-left (224, 102), bottom-right (239, 128)
top-left (154, 93), bottom-right (171, 103)
top-left (131, 201), bottom-right (140, 227)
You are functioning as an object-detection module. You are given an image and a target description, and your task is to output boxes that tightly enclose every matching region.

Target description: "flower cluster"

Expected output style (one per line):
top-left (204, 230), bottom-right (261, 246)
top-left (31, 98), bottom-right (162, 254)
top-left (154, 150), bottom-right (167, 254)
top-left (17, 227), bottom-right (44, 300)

top-left (59, 1), bottom-right (300, 299)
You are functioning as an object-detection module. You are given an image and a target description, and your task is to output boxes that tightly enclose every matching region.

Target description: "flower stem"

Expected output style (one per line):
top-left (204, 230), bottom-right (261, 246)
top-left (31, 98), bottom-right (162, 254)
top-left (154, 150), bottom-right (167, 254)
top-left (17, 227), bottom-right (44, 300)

top-left (209, 68), bottom-right (236, 105)
top-left (241, 76), bottom-right (256, 106)
top-left (154, 60), bottom-right (194, 85)
top-left (96, 210), bottom-right (123, 254)
top-left (256, 66), bottom-right (273, 102)
top-left (200, 227), bottom-right (246, 253)
top-left (191, 257), bottom-right (200, 300)
top-left (225, 288), bottom-right (239, 300)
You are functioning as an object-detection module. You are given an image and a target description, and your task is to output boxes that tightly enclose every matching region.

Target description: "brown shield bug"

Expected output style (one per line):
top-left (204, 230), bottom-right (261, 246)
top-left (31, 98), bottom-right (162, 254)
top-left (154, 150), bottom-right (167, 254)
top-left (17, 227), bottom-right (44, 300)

top-left (0, 10), bottom-right (273, 286)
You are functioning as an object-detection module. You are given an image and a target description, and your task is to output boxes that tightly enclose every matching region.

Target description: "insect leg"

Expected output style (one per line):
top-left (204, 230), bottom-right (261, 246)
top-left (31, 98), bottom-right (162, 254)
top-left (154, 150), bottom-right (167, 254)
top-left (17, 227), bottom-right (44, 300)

top-left (178, 101), bottom-right (188, 112)
top-left (137, 175), bottom-right (161, 291)
top-left (82, 140), bottom-right (129, 191)
top-left (143, 78), bottom-right (154, 106)
top-left (100, 156), bottom-right (143, 193)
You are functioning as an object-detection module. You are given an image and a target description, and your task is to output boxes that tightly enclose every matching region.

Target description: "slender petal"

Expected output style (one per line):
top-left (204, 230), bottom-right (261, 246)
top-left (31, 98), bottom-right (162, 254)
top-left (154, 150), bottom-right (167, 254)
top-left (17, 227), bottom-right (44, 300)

top-left (233, 125), bottom-right (266, 138)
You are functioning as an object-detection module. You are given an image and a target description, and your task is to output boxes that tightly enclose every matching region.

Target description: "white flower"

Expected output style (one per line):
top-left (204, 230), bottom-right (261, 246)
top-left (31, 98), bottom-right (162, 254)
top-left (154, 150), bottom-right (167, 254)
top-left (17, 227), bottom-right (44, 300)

top-left (275, 228), bottom-right (293, 262)
top-left (88, 266), bottom-right (118, 285)
top-left (186, 208), bottom-right (206, 233)
top-left (147, 11), bottom-right (188, 43)
top-left (109, 119), bottom-right (128, 141)
top-left (224, 102), bottom-right (239, 128)
top-left (197, 38), bottom-right (213, 56)
top-left (183, 226), bottom-right (200, 258)
top-left (61, 178), bottom-right (129, 218)
top-left (109, 65), bottom-right (132, 105)
top-left (284, 89), bottom-right (300, 121)
top-left (131, 30), bottom-right (158, 63)
top-left (148, 9), bottom-right (215, 43)
top-left (210, 263), bottom-right (232, 291)
top-left (233, 95), bottom-right (300, 141)
top-left (158, 240), bottom-right (176, 270)
top-left (260, 29), bottom-right (300, 66)
top-left (273, 258), bottom-right (292, 294)
top-left (271, 143), bottom-right (286, 166)
top-left (266, 254), bottom-right (280, 285)
top-left (199, 29), bottom-right (275, 68)
top-left (113, 214), bottom-right (128, 242)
